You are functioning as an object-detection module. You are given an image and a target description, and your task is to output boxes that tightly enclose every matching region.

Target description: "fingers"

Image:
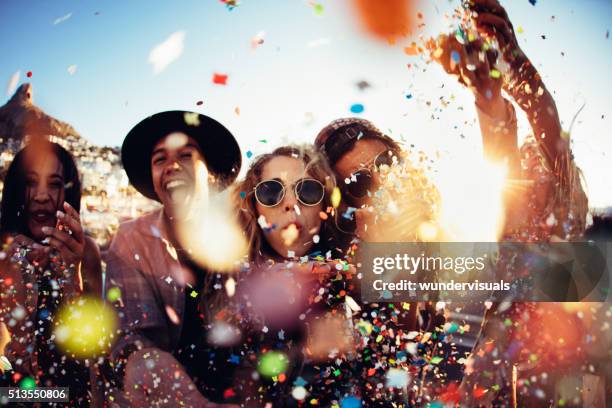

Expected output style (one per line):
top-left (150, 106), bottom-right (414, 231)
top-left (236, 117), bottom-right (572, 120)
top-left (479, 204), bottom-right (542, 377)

top-left (42, 226), bottom-right (82, 256)
top-left (475, 13), bottom-right (515, 49)
top-left (62, 201), bottom-right (81, 222)
top-left (56, 210), bottom-right (84, 243)
top-left (469, 0), bottom-right (510, 21)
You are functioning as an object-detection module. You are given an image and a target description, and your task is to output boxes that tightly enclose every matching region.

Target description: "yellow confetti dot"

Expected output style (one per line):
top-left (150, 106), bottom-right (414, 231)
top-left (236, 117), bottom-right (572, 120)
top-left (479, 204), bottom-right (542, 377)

top-left (331, 187), bottom-right (342, 208)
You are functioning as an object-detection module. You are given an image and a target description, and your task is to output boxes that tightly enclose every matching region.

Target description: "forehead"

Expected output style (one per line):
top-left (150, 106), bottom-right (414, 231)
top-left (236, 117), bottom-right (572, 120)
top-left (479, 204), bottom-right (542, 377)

top-left (153, 132), bottom-right (201, 153)
top-left (333, 138), bottom-right (388, 174)
top-left (24, 148), bottom-right (63, 177)
top-left (261, 155), bottom-right (308, 182)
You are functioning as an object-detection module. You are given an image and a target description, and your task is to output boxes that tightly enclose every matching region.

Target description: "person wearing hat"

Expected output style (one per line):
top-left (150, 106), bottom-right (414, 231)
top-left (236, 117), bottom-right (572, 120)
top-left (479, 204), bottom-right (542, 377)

top-left (104, 111), bottom-right (241, 407)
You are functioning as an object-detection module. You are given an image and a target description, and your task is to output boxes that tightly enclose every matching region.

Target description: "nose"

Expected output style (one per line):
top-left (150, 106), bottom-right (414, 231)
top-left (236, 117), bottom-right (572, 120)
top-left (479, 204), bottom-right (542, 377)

top-left (32, 184), bottom-right (51, 203)
top-left (163, 159), bottom-right (181, 176)
top-left (282, 186), bottom-right (298, 212)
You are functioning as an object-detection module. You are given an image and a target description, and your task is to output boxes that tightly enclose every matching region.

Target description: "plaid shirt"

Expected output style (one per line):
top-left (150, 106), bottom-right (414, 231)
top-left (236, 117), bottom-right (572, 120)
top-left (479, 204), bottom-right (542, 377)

top-left (104, 209), bottom-right (192, 401)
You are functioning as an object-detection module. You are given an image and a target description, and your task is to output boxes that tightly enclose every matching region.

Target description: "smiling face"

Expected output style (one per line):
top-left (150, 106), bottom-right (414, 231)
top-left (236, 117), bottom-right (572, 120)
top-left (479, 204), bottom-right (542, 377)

top-left (23, 148), bottom-right (65, 241)
top-left (151, 132), bottom-right (209, 221)
top-left (332, 138), bottom-right (389, 207)
top-left (255, 156), bottom-right (323, 258)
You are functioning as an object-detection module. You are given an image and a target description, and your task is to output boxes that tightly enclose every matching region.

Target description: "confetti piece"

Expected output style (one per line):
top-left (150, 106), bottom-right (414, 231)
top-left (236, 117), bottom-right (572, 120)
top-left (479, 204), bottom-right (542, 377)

top-left (258, 351), bottom-right (289, 377)
top-left (225, 277), bottom-right (236, 297)
top-left (356, 80), bottom-right (371, 90)
top-left (19, 377), bottom-right (36, 389)
top-left (196, 100), bottom-right (203, 106)
top-left (529, 0), bottom-right (537, 5)
top-left (220, 0), bottom-right (240, 10)
top-left (404, 42), bottom-right (419, 56)
top-left (292, 386), bottom-right (307, 400)
top-left (184, 112), bottom-right (200, 126)
top-left (239, 191), bottom-right (247, 199)
top-left (405, 93), bottom-right (413, 100)
top-left (251, 31), bottom-right (265, 48)
top-left (148, 31), bottom-right (185, 74)
top-left (165, 305), bottom-right (180, 325)
top-left (53, 13), bottom-right (72, 25)
top-left (386, 368), bottom-right (409, 388)
top-left (6, 71), bottom-right (20, 96)
top-left (107, 286), bottom-right (121, 302)
top-left (330, 186), bottom-right (342, 208)
top-left (489, 69), bottom-right (501, 79)
top-left (235, 106), bottom-right (240, 115)
top-left (246, 150), bottom-right (253, 158)
top-left (0, 356), bottom-right (12, 371)
top-left (345, 295), bottom-right (361, 312)
top-left (450, 50), bottom-right (461, 64)
top-left (350, 103), bottom-right (364, 114)
top-left (340, 396), bottom-right (362, 408)
top-left (26, 71), bottom-right (32, 78)
top-left (430, 356), bottom-right (443, 365)
top-left (517, 26), bottom-right (524, 34)
top-left (312, 2), bottom-right (324, 16)
top-left (213, 73), bottom-right (228, 85)
top-left (54, 297), bottom-right (118, 358)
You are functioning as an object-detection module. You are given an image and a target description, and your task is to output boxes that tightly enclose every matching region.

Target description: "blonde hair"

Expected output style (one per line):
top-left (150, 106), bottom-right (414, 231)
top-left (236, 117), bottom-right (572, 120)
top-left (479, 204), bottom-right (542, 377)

top-left (232, 145), bottom-right (338, 262)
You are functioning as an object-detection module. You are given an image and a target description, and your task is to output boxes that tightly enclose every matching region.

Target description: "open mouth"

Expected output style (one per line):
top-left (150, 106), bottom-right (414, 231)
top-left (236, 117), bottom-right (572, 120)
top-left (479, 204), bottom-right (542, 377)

top-left (164, 179), bottom-right (192, 203)
top-left (30, 209), bottom-right (53, 223)
top-left (281, 222), bottom-right (303, 247)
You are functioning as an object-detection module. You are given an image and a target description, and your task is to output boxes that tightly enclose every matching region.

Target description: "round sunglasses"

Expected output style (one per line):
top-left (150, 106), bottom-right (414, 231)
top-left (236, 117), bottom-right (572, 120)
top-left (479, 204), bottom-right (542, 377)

top-left (254, 178), bottom-right (325, 207)
top-left (345, 149), bottom-right (396, 199)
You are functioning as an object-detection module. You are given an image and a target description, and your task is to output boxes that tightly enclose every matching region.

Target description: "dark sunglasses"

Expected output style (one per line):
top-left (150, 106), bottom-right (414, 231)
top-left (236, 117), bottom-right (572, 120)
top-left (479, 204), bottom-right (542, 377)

top-left (345, 150), bottom-right (396, 199)
top-left (254, 178), bottom-right (325, 207)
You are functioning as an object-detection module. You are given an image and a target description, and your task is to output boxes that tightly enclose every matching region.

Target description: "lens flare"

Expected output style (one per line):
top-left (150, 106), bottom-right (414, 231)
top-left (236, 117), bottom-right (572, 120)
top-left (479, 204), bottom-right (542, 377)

top-left (178, 193), bottom-right (247, 272)
top-left (53, 296), bottom-right (118, 358)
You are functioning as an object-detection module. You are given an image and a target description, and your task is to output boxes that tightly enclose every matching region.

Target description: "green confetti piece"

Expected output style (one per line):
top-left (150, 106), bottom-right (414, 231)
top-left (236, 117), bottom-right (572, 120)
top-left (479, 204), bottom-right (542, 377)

top-left (489, 69), bottom-right (501, 79)
top-left (258, 351), bottom-right (289, 377)
top-left (20, 377), bottom-right (36, 390)
top-left (430, 356), bottom-right (443, 365)
top-left (107, 287), bottom-right (121, 302)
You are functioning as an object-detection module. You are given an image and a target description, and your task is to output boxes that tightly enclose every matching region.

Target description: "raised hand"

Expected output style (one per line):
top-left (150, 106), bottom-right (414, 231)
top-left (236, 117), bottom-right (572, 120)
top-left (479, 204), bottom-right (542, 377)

top-left (429, 30), bottom-right (507, 119)
top-left (41, 202), bottom-right (85, 270)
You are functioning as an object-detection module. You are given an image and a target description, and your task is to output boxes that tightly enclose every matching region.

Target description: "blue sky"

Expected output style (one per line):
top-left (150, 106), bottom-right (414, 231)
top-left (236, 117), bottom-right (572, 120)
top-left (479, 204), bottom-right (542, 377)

top-left (1, 0), bottom-right (611, 207)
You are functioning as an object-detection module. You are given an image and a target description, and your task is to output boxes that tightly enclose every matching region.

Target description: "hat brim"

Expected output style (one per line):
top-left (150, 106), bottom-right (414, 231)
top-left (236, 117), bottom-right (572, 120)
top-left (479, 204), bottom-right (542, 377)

top-left (121, 111), bottom-right (242, 201)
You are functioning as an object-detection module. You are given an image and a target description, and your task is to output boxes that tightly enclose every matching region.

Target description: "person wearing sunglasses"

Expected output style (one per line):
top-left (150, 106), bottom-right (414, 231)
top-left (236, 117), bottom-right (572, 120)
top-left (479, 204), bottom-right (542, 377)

top-left (232, 145), bottom-right (358, 406)
top-left (314, 118), bottom-right (402, 241)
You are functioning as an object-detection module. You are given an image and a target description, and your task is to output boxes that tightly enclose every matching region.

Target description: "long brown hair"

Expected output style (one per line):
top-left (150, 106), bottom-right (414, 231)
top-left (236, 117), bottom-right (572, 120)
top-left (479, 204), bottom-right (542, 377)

top-left (233, 145), bottom-right (339, 262)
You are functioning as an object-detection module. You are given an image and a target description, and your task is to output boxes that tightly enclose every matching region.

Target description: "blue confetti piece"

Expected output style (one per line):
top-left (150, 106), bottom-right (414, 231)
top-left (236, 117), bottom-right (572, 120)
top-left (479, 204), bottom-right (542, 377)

top-left (529, 0), bottom-right (536, 5)
top-left (405, 93), bottom-right (413, 99)
top-left (350, 103), bottom-right (364, 114)
top-left (451, 50), bottom-right (461, 63)
top-left (293, 376), bottom-right (308, 387)
top-left (239, 191), bottom-right (247, 199)
top-left (342, 206), bottom-right (357, 220)
top-left (229, 354), bottom-right (240, 364)
top-left (246, 150), bottom-right (253, 158)
top-left (341, 396), bottom-right (362, 408)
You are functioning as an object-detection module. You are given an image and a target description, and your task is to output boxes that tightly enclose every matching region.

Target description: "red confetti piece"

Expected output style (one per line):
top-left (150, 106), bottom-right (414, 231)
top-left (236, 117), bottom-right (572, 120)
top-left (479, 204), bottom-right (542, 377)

top-left (213, 73), bottom-right (228, 85)
top-left (26, 71), bottom-right (32, 78)
top-left (196, 100), bottom-right (203, 106)
top-left (223, 388), bottom-right (236, 398)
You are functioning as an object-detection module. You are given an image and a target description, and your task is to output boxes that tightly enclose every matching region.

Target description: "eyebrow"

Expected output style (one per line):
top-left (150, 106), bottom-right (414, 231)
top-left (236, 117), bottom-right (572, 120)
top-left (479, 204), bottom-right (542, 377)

top-left (152, 142), bottom-right (200, 157)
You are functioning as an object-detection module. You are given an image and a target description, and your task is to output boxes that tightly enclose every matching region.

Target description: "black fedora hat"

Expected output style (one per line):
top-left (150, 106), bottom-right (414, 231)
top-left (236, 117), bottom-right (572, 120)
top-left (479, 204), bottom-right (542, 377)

top-left (121, 110), bottom-right (242, 201)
